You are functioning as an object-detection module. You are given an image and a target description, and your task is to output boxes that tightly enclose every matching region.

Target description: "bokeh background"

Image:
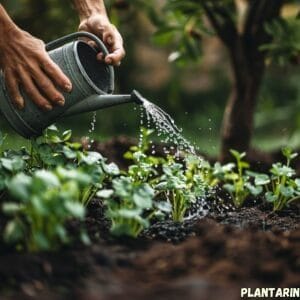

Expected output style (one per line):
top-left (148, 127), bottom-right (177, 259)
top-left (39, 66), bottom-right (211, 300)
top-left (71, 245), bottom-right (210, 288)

top-left (1, 0), bottom-right (300, 156)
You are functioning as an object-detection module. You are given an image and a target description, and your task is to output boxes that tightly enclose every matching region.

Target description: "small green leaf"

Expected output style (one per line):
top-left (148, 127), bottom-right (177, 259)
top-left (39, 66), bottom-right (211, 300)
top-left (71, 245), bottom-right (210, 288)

top-left (4, 220), bottom-right (24, 243)
top-left (102, 162), bottom-right (120, 176)
top-left (96, 189), bottom-right (114, 198)
top-left (62, 130), bottom-right (72, 142)
top-left (155, 201), bottom-right (172, 213)
top-left (223, 183), bottom-right (235, 193)
top-left (2, 202), bottom-right (22, 215)
top-left (244, 183), bottom-right (263, 196)
top-left (279, 185), bottom-right (294, 198)
top-left (265, 191), bottom-right (278, 203)
top-left (65, 202), bottom-right (85, 219)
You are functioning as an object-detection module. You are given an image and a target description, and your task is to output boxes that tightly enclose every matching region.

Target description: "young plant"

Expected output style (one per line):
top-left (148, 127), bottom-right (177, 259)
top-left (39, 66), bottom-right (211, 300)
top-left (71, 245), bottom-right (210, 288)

top-left (155, 155), bottom-right (206, 222)
top-left (264, 147), bottom-right (300, 211)
top-left (99, 176), bottom-right (155, 237)
top-left (124, 128), bottom-right (164, 183)
top-left (2, 168), bottom-right (90, 252)
top-left (222, 150), bottom-right (262, 207)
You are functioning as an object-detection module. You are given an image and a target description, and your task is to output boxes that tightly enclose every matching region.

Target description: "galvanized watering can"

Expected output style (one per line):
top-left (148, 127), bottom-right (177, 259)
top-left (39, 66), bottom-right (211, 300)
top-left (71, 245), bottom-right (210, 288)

top-left (0, 32), bottom-right (143, 138)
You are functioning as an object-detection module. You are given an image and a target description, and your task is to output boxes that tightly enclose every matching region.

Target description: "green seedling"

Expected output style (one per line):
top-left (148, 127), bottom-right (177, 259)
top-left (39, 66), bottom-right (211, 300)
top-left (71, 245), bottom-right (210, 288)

top-left (221, 150), bottom-right (261, 207)
top-left (101, 176), bottom-right (155, 237)
top-left (2, 168), bottom-right (90, 252)
top-left (264, 147), bottom-right (300, 211)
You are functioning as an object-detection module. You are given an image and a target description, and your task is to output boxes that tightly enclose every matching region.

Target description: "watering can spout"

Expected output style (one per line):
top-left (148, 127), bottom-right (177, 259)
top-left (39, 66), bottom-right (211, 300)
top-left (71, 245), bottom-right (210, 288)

top-left (63, 90), bottom-right (144, 117)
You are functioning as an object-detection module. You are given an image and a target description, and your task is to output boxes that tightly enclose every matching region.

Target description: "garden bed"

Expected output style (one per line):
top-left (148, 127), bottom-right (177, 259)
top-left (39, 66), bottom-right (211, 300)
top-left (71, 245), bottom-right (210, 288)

top-left (0, 136), bottom-right (299, 300)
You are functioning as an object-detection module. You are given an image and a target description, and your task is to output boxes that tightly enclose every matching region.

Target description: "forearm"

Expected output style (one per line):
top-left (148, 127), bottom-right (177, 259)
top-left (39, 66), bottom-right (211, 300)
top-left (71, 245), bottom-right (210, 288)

top-left (72, 0), bottom-right (108, 21)
top-left (0, 5), bottom-right (19, 39)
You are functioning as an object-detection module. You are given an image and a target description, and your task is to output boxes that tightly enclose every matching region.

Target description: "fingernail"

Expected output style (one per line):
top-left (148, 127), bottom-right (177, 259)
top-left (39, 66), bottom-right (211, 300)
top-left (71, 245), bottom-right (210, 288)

top-left (57, 99), bottom-right (65, 107)
top-left (65, 83), bottom-right (72, 92)
top-left (106, 58), bottom-right (112, 64)
top-left (14, 99), bottom-right (24, 110)
top-left (16, 103), bottom-right (24, 110)
top-left (44, 104), bottom-right (53, 111)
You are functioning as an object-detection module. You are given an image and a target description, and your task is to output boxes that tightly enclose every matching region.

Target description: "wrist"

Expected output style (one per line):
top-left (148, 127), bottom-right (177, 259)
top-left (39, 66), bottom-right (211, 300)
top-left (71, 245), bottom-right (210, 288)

top-left (73, 0), bottom-right (108, 21)
top-left (0, 5), bottom-right (20, 45)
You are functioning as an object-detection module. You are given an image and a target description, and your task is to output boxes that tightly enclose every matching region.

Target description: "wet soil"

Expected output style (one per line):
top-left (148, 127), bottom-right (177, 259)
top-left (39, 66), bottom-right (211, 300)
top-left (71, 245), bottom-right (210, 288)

top-left (0, 138), bottom-right (299, 300)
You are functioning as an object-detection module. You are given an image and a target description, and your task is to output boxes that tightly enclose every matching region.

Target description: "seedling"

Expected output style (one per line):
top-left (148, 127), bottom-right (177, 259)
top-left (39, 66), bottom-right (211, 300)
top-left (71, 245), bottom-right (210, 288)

top-left (264, 147), bottom-right (300, 211)
top-left (2, 168), bottom-right (89, 252)
top-left (219, 150), bottom-right (263, 207)
top-left (101, 176), bottom-right (155, 237)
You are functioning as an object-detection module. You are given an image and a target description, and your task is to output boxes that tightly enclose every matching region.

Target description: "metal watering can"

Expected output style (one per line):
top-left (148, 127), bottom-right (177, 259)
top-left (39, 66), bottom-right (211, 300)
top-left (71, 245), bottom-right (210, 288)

top-left (0, 32), bottom-right (143, 138)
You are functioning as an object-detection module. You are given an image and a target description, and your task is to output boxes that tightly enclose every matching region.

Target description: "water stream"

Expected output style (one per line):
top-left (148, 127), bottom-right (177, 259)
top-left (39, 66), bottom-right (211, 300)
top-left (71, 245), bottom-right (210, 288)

top-left (138, 96), bottom-right (197, 156)
top-left (136, 96), bottom-right (212, 220)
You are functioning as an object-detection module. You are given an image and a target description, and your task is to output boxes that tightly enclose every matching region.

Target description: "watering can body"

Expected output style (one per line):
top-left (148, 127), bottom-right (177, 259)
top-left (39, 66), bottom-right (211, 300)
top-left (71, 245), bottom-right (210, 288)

top-left (0, 32), bottom-right (142, 138)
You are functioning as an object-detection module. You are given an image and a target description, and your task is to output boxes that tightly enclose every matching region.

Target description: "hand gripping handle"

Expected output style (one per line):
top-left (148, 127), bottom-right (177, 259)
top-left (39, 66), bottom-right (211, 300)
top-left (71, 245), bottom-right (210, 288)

top-left (46, 31), bottom-right (110, 56)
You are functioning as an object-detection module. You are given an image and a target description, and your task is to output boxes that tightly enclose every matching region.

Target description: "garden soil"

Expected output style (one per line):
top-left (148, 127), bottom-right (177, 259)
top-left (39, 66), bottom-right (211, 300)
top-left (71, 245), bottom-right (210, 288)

top-left (0, 137), bottom-right (299, 300)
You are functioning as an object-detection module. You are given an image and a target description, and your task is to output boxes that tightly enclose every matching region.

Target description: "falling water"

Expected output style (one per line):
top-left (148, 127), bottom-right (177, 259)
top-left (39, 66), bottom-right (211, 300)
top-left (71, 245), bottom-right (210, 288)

top-left (136, 95), bottom-right (221, 220)
top-left (138, 96), bottom-right (197, 156)
top-left (87, 111), bottom-right (97, 149)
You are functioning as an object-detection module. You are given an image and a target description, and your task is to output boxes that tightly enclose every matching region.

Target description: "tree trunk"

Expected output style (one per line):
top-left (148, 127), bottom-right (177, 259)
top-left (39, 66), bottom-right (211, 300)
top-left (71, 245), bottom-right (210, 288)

top-left (219, 38), bottom-right (265, 162)
top-left (216, 1), bottom-right (284, 162)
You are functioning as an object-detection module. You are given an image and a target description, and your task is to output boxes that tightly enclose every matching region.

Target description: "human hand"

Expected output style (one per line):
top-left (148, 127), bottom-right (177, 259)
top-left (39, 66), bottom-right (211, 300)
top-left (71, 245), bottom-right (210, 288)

top-left (78, 14), bottom-right (125, 66)
top-left (0, 28), bottom-right (72, 111)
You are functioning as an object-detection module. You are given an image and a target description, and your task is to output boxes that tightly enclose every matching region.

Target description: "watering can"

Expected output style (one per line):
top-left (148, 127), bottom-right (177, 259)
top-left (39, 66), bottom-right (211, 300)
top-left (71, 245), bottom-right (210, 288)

top-left (0, 32), bottom-right (143, 138)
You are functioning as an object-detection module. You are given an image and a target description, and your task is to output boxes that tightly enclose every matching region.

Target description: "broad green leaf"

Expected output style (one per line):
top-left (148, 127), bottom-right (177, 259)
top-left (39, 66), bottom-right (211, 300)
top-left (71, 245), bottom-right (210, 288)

top-left (34, 170), bottom-right (60, 188)
top-left (133, 184), bottom-right (154, 209)
top-left (8, 173), bottom-right (32, 200)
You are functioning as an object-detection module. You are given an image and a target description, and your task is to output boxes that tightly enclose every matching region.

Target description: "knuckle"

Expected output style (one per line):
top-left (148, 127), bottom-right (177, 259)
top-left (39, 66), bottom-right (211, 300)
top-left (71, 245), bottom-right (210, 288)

top-left (39, 80), bottom-right (50, 90)
top-left (42, 60), bottom-right (54, 70)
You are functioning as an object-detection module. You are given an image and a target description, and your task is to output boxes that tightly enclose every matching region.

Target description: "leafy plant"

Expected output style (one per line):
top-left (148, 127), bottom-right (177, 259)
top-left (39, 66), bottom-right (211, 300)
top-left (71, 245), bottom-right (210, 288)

top-left (220, 150), bottom-right (262, 207)
top-left (261, 17), bottom-right (300, 65)
top-left (125, 128), bottom-right (206, 222)
top-left (100, 176), bottom-right (155, 237)
top-left (258, 147), bottom-right (300, 211)
top-left (0, 126), bottom-right (121, 250)
top-left (2, 168), bottom-right (89, 252)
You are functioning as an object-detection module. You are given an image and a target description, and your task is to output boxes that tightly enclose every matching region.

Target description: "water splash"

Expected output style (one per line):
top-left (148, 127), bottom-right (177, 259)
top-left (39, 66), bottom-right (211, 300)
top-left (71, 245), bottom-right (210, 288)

top-left (139, 96), bottom-right (196, 156)
top-left (136, 95), bottom-right (217, 220)
top-left (87, 111), bottom-right (97, 149)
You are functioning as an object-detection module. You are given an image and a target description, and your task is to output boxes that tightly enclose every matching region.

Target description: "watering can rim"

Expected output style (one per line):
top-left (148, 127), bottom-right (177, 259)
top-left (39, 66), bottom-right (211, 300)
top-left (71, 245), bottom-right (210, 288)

top-left (72, 39), bottom-right (114, 96)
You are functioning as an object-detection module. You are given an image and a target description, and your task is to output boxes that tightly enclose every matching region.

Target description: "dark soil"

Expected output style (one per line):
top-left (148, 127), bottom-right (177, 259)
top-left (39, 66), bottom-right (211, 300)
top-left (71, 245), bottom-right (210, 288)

top-left (0, 138), bottom-right (299, 300)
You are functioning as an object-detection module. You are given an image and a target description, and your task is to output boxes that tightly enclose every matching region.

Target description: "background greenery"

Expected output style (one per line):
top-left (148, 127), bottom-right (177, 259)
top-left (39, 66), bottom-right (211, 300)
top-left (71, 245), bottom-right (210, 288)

top-left (1, 0), bottom-right (300, 156)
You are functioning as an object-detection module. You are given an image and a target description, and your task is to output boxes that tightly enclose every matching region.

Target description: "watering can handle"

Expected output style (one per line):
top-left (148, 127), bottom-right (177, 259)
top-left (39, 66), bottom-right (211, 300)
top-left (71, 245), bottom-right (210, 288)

top-left (45, 31), bottom-right (110, 56)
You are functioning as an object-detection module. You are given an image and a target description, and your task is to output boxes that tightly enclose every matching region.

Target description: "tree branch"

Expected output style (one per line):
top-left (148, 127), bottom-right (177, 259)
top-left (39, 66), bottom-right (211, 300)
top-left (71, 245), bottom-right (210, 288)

top-left (243, 0), bottom-right (284, 44)
top-left (200, 1), bottom-right (238, 47)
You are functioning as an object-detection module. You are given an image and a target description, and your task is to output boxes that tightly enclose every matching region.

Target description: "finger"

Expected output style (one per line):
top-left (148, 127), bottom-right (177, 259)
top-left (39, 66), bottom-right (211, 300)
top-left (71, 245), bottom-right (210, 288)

top-left (30, 68), bottom-right (65, 106)
top-left (40, 56), bottom-right (72, 92)
top-left (105, 48), bottom-right (126, 66)
top-left (18, 67), bottom-right (53, 111)
top-left (4, 69), bottom-right (24, 110)
top-left (87, 40), bottom-right (98, 49)
top-left (103, 31), bottom-right (114, 46)
top-left (96, 52), bottom-right (104, 61)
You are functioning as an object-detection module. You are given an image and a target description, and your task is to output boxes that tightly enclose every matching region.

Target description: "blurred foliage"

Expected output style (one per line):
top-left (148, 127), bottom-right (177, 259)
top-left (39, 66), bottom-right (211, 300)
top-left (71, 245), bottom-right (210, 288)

top-left (2, 0), bottom-right (77, 41)
top-left (0, 1), bottom-right (300, 155)
top-left (261, 17), bottom-right (300, 65)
